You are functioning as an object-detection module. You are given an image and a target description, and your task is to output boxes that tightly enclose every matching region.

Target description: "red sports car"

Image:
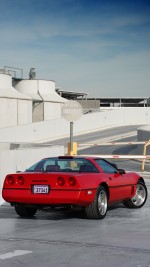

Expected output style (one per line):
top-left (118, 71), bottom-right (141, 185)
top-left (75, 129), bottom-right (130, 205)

top-left (2, 156), bottom-right (147, 219)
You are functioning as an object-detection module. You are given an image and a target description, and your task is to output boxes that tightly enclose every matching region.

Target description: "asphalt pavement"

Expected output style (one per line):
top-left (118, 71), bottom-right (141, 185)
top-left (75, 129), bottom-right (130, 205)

top-left (0, 179), bottom-right (150, 267)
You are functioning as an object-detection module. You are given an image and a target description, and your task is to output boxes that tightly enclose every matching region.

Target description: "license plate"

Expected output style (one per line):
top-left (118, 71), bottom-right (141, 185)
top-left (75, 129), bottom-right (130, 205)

top-left (33, 185), bottom-right (49, 194)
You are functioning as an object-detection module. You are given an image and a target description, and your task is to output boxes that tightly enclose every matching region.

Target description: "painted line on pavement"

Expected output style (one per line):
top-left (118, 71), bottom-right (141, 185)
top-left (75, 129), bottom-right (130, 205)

top-left (0, 250), bottom-right (32, 260)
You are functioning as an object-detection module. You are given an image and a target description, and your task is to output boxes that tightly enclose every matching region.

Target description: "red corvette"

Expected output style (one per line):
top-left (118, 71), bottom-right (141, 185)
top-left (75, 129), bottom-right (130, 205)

top-left (2, 156), bottom-right (147, 219)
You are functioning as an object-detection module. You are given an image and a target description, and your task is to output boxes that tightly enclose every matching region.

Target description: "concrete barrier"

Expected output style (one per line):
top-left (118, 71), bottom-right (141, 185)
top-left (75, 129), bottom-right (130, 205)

top-left (0, 145), bottom-right (64, 205)
top-left (0, 107), bottom-right (150, 143)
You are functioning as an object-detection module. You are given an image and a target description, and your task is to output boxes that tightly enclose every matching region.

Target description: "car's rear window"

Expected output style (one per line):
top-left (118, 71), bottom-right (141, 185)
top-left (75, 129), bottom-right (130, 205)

top-left (26, 158), bottom-right (99, 173)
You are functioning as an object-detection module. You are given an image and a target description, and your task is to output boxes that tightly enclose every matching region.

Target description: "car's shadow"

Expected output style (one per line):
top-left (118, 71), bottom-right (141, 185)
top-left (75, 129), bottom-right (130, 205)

top-left (0, 203), bottom-right (126, 220)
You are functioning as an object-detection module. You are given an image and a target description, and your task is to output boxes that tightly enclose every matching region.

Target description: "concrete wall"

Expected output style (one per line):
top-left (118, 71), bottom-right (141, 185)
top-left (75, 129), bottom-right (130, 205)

top-left (0, 98), bottom-right (32, 128)
top-left (77, 99), bottom-right (100, 110)
top-left (13, 79), bottom-right (67, 122)
top-left (18, 99), bottom-right (32, 125)
top-left (0, 145), bottom-right (64, 205)
top-left (0, 98), bottom-right (17, 127)
top-left (0, 107), bottom-right (150, 143)
top-left (32, 101), bottom-right (64, 122)
top-left (32, 101), bottom-right (44, 122)
top-left (0, 73), bottom-right (32, 128)
top-left (44, 102), bottom-right (63, 120)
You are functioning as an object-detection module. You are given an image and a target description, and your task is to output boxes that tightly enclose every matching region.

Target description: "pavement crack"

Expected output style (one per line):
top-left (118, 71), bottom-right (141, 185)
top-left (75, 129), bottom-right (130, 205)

top-left (1, 237), bottom-right (150, 256)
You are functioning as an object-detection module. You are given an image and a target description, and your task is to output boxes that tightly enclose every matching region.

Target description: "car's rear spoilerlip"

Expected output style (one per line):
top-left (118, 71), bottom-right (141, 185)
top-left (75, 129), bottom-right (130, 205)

top-left (2, 188), bottom-right (97, 207)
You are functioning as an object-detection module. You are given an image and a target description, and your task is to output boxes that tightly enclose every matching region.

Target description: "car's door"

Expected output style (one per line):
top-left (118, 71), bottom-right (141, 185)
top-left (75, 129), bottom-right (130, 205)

top-left (107, 172), bottom-right (134, 203)
top-left (95, 159), bottom-right (134, 203)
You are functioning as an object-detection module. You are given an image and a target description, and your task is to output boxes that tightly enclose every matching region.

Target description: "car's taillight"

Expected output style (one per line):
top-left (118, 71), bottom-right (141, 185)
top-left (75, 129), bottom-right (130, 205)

top-left (57, 177), bottom-right (65, 186)
top-left (17, 176), bottom-right (24, 185)
top-left (6, 176), bottom-right (14, 185)
top-left (68, 177), bottom-right (76, 186)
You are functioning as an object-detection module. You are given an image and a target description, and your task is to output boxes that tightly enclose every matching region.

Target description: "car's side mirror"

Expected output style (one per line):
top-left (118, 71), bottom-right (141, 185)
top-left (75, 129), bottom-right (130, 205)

top-left (118, 169), bottom-right (126, 175)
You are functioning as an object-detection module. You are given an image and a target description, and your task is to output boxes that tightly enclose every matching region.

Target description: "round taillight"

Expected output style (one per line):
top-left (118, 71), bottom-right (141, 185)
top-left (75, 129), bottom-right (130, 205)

top-left (17, 176), bottom-right (24, 185)
top-left (7, 176), bottom-right (14, 185)
top-left (68, 177), bottom-right (76, 186)
top-left (57, 177), bottom-right (65, 186)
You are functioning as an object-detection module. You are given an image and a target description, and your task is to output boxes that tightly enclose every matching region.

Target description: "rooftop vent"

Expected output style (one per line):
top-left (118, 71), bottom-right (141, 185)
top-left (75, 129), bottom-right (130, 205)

top-left (29, 68), bottom-right (36, 80)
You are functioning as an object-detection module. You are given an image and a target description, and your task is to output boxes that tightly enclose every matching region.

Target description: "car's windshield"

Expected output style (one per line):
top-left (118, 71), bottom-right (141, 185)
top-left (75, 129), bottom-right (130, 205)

top-left (26, 157), bottom-right (99, 173)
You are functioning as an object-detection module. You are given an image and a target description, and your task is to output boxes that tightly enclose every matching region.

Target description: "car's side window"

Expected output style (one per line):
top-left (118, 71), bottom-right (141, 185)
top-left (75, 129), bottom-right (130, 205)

top-left (95, 159), bottom-right (118, 174)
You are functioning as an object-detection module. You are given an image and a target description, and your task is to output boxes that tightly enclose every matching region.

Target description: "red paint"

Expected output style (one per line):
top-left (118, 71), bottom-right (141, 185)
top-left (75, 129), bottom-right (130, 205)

top-left (2, 156), bottom-right (143, 209)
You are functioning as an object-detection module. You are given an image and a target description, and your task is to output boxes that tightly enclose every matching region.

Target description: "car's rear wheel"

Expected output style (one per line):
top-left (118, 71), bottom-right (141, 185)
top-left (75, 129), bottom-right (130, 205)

top-left (123, 181), bottom-right (147, 208)
top-left (15, 205), bottom-right (37, 217)
top-left (85, 185), bottom-right (108, 219)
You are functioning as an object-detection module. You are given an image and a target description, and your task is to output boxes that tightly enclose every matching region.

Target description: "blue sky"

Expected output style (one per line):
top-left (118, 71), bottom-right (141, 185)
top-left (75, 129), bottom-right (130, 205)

top-left (0, 0), bottom-right (150, 97)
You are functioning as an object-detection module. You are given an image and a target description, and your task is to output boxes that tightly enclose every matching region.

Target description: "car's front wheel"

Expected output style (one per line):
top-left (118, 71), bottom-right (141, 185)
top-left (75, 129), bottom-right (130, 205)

top-left (85, 185), bottom-right (108, 219)
top-left (15, 205), bottom-right (37, 217)
top-left (123, 181), bottom-right (147, 208)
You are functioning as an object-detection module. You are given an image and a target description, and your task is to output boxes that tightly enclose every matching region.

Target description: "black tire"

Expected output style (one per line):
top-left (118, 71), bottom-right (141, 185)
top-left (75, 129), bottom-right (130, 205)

top-left (85, 185), bottom-right (108, 219)
top-left (15, 205), bottom-right (37, 217)
top-left (123, 181), bottom-right (147, 208)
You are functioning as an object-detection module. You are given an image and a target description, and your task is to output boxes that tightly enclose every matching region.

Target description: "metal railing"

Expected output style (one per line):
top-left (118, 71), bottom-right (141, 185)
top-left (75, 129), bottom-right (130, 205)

top-left (68, 140), bottom-right (150, 171)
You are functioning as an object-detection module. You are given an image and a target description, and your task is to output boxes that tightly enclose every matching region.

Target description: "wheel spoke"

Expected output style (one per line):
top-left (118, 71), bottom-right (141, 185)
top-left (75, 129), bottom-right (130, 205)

top-left (98, 190), bottom-right (107, 215)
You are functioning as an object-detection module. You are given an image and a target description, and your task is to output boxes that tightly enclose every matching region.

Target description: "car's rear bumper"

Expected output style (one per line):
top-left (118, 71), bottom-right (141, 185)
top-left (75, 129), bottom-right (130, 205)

top-left (2, 188), bottom-right (96, 207)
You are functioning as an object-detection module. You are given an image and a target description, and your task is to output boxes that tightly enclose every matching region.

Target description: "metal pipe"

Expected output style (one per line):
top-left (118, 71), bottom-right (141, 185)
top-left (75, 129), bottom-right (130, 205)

top-left (70, 122), bottom-right (73, 155)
